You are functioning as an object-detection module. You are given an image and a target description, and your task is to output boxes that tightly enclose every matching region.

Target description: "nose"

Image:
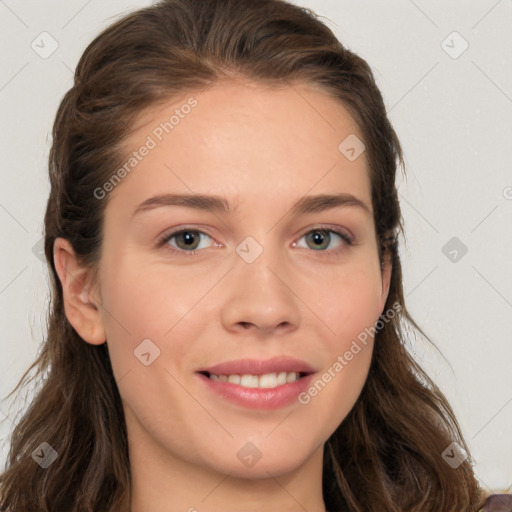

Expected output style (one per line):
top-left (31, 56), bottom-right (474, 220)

top-left (220, 243), bottom-right (301, 337)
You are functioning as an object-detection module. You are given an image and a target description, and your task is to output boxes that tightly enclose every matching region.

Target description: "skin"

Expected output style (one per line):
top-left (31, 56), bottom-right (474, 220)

top-left (54, 78), bottom-right (391, 512)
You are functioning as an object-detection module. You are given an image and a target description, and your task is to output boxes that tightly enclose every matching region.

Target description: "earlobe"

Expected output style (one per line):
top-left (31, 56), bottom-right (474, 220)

top-left (53, 237), bottom-right (106, 345)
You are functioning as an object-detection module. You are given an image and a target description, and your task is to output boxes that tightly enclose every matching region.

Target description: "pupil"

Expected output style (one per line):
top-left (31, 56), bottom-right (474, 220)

top-left (309, 230), bottom-right (328, 250)
top-left (180, 232), bottom-right (198, 248)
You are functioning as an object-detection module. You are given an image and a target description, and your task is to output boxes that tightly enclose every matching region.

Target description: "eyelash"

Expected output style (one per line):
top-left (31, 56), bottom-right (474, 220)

top-left (156, 225), bottom-right (356, 259)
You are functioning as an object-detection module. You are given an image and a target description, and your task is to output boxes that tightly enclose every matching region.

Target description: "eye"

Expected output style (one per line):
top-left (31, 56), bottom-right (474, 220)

top-left (157, 228), bottom-right (217, 255)
top-left (293, 226), bottom-right (354, 256)
top-left (156, 225), bottom-right (355, 257)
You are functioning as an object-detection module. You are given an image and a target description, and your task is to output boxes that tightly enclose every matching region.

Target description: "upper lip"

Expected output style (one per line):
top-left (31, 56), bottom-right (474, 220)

top-left (198, 356), bottom-right (316, 376)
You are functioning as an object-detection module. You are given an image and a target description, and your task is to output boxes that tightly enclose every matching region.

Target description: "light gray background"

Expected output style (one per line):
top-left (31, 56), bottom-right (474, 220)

top-left (1, 0), bottom-right (511, 493)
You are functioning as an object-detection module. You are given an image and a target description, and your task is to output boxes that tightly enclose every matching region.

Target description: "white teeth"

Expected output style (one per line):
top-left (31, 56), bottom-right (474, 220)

top-left (286, 372), bottom-right (298, 383)
top-left (240, 374), bottom-right (259, 388)
top-left (208, 371), bottom-right (301, 388)
top-left (259, 373), bottom-right (277, 388)
top-left (277, 372), bottom-right (287, 385)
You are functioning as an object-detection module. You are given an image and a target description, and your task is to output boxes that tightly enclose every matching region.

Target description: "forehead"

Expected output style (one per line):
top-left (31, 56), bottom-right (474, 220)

top-left (127, 76), bottom-right (358, 126)
top-left (108, 79), bottom-right (371, 215)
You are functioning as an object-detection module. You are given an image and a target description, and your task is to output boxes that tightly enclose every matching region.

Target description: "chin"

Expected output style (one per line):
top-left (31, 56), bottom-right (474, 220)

top-left (205, 440), bottom-right (318, 479)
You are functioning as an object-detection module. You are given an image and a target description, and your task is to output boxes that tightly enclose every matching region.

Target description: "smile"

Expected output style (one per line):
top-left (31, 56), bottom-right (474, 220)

top-left (204, 371), bottom-right (305, 389)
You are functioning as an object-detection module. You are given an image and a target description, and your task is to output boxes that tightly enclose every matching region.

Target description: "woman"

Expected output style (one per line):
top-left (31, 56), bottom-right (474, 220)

top-left (0, 0), bottom-right (503, 510)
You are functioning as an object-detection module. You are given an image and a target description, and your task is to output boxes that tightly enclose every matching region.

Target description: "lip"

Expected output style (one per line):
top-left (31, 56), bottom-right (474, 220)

top-left (196, 356), bottom-right (317, 410)
top-left (196, 372), bottom-right (316, 410)
top-left (198, 356), bottom-right (316, 376)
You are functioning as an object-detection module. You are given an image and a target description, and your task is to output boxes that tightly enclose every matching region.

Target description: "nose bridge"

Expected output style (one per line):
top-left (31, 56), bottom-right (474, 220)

top-left (236, 234), bottom-right (288, 301)
top-left (221, 233), bottom-right (301, 333)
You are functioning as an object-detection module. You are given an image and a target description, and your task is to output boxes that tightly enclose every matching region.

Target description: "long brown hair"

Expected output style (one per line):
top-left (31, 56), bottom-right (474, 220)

top-left (0, 0), bottom-right (485, 510)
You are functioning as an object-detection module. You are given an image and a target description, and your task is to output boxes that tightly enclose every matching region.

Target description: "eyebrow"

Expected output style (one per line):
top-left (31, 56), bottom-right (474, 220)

top-left (131, 192), bottom-right (371, 218)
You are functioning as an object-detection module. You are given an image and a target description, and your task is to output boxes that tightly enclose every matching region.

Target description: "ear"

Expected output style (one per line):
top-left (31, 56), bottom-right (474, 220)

top-left (53, 237), bottom-right (106, 345)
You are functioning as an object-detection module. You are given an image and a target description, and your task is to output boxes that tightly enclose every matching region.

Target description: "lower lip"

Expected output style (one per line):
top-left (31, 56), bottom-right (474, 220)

top-left (197, 373), bottom-right (315, 410)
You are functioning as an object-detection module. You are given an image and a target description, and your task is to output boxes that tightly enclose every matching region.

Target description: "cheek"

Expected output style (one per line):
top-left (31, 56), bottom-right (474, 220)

top-left (97, 256), bottom-right (219, 384)
top-left (301, 345), bottom-right (373, 445)
top-left (99, 248), bottom-right (205, 333)
top-left (297, 275), bottom-right (380, 438)
top-left (296, 262), bottom-right (381, 414)
top-left (301, 258), bottom-right (384, 342)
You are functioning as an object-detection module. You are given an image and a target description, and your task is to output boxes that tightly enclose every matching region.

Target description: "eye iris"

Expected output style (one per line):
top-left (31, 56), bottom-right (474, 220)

top-left (176, 231), bottom-right (200, 250)
top-left (306, 230), bottom-right (330, 250)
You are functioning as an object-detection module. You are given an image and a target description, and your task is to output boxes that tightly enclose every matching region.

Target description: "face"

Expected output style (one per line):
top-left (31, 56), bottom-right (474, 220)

top-left (57, 79), bottom-right (391, 481)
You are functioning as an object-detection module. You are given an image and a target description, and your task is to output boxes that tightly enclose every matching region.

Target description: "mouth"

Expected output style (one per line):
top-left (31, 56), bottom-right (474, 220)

top-left (196, 365), bottom-right (316, 410)
top-left (195, 356), bottom-right (317, 405)
top-left (198, 370), bottom-right (311, 389)
top-left (197, 356), bottom-right (316, 387)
